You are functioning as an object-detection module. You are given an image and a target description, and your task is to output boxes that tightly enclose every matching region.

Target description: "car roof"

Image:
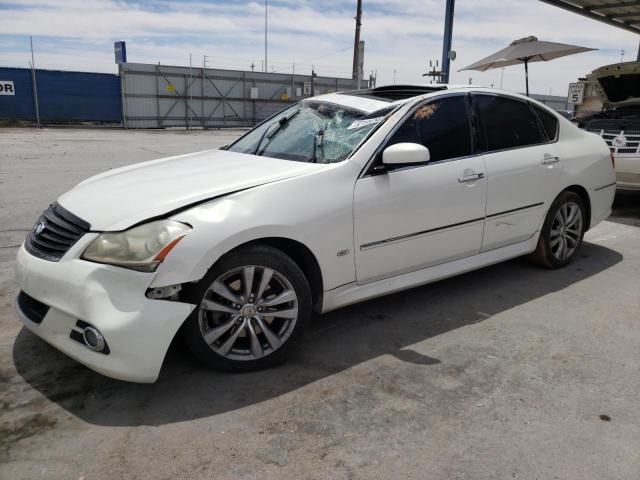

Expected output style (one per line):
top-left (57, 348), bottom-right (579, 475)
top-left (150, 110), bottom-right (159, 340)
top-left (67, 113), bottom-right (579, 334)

top-left (314, 85), bottom-right (541, 113)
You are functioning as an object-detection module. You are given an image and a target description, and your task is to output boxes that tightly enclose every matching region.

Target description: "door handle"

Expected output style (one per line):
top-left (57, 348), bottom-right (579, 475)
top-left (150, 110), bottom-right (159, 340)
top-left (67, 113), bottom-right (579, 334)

top-left (458, 172), bottom-right (485, 183)
top-left (541, 154), bottom-right (560, 165)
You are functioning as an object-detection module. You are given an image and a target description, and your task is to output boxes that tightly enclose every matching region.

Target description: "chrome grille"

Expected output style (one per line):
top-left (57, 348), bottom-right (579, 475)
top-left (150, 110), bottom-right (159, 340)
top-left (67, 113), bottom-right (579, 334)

top-left (25, 203), bottom-right (90, 261)
top-left (589, 129), bottom-right (640, 156)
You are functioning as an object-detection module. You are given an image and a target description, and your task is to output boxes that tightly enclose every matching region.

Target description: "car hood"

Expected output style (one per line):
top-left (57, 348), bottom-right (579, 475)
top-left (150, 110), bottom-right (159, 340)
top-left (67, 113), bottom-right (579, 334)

top-left (590, 61), bottom-right (640, 108)
top-left (58, 149), bottom-right (323, 231)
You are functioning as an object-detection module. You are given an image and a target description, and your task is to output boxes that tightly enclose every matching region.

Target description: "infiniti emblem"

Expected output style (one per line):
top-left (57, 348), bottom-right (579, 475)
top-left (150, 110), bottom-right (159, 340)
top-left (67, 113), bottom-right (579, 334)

top-left (34, 222), bottom-right (45, 235)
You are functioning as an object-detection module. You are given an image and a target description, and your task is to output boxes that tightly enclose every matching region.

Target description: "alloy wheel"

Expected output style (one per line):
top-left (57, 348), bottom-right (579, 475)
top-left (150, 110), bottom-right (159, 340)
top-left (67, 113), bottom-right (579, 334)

top-left (197, 265), bottom-right (299, 361)
top-left (550, 201), bottom-right (583, 261)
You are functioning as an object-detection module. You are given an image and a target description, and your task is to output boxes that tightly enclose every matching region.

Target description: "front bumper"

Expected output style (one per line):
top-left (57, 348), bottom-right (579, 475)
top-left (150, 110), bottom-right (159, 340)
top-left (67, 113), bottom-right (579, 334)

top-left (14, 236), bottom-right (194, 383)
top-left (615, 156), bottom-right (640, 191)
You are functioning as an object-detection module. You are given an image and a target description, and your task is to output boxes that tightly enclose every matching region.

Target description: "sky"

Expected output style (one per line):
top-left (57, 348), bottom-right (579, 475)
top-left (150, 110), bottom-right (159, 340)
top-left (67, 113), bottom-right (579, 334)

top-left (0, 0), bottom-right (639, 96)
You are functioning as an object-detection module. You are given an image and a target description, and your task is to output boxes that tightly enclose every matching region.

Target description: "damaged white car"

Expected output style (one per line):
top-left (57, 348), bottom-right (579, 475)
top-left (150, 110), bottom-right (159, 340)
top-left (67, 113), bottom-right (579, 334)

top-left (16, 85), bottom-right (615, 382)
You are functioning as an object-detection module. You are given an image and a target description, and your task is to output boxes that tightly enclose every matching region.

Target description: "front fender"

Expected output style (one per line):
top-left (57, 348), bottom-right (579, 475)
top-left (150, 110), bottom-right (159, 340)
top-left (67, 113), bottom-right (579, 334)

top-left (149, 166), bottom-right (358, 291)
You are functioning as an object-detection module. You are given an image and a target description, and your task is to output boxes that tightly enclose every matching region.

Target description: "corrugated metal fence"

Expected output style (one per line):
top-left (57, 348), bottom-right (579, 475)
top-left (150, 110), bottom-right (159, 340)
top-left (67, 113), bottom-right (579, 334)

top-left (0, 63), bottom-right (358, 127)
top-left (0, 67), bottom-right (121, 123)
top-left (121, 62), bottom-right (358, 128)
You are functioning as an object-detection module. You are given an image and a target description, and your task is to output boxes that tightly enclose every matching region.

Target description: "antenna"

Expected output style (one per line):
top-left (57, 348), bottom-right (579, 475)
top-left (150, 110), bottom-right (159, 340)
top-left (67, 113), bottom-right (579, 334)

top-left (423, 58), bottom-right (444, 84)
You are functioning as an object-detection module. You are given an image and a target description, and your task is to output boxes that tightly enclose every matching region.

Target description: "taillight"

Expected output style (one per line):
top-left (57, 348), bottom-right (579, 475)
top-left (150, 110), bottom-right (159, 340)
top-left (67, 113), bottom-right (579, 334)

top-left (610, 151), bottom-right (615, 168)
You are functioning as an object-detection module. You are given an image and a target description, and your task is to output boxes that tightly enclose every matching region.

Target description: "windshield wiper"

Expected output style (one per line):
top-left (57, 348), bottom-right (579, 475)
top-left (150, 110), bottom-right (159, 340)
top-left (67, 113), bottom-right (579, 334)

top-left (255, 109), bottom-right (300, 156)
top-left (310, 124), bottom-right (327, 163)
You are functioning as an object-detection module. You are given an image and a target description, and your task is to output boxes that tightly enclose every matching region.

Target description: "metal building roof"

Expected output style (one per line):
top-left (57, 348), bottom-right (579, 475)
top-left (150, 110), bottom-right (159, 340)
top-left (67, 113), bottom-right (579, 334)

top-left (540, 0), bottom-right (640, 35)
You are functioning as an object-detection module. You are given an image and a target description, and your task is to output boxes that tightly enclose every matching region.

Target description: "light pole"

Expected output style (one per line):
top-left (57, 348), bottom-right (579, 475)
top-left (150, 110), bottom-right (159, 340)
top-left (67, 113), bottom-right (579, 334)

top-left (264, 0), bottom-right (268, 73)
top-left (29, 36), bottom-right (40, 128)
top-left (440, 0), bottom-right (455, 84)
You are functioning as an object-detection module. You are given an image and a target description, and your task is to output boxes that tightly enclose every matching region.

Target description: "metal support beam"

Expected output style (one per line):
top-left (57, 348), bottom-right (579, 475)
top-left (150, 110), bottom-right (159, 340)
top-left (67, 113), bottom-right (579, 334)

top-left (587, 1), bottom-right (640, 11)
top-left (441, 0), bottom-right (455, 84)
top-left (608, 11), bottom-right (640, 19)
top-left (539, 0), bottom-right (640, 34)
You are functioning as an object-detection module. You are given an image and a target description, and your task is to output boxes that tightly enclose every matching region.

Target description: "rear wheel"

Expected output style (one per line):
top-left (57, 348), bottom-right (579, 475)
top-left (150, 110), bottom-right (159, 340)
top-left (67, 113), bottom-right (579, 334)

top-left (528, 191), bottom-right (587, 268)
top-left (182, 245), bottom-right (311, 372)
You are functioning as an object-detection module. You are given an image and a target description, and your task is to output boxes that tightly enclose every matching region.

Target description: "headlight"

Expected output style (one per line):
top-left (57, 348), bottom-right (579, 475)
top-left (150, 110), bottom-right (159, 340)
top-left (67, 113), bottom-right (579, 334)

top-left (82, 220), bottom-right (191, 272)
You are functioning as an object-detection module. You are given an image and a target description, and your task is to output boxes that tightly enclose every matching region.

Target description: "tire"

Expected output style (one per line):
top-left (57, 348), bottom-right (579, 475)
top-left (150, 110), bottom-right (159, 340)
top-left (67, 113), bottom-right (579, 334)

top-left (528, 190), bottom-right (587, 269)
top-left (181, 244), bottom-right (312, 372)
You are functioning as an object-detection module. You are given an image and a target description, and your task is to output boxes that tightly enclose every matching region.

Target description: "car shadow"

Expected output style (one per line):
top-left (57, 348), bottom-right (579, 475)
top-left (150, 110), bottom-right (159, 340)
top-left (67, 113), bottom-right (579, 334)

top-left (12, 241), bottom-right (622, 427)
top-left (610, 190), bottom-right (640, 227)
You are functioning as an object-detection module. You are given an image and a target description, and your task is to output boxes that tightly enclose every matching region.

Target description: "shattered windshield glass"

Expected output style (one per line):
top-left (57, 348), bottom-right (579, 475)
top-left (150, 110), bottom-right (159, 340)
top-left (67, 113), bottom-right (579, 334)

top-left (227, 100), bottom-right (395, 163)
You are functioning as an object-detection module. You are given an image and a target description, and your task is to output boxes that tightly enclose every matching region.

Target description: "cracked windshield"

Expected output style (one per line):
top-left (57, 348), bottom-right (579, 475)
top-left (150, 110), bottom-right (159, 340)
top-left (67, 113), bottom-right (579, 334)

top-left (228, 101), bottom-right (394, 163)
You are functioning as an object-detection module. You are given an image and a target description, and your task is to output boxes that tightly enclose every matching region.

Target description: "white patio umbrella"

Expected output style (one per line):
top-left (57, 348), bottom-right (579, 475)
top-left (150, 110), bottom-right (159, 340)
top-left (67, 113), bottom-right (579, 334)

top-left (459, 36), bottom-right (597, 96)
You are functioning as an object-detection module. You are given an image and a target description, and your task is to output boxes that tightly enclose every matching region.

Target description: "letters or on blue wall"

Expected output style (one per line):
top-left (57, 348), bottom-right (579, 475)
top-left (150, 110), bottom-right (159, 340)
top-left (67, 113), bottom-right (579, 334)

top-left (0, 67), bottom-right (122, 123)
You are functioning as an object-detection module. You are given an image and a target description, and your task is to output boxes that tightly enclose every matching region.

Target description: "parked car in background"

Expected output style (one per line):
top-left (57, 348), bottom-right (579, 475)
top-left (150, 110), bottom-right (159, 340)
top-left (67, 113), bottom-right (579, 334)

top-left (15, 85), bottom-right (615, 382)
top-left (574, 61), bottom-right (640, 190)
top-left (556, 110), bottom-right (574, 120)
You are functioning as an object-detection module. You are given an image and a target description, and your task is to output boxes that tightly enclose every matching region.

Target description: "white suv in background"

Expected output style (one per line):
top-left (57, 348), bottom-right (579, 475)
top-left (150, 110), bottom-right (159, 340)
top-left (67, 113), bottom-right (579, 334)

top-left (575, 61), bottom-right (640, 190)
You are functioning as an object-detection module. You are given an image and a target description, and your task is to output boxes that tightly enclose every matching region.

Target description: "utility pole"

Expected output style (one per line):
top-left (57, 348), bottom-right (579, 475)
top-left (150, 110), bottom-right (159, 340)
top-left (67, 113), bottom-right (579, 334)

top-left (311, 65), bottom-right (317, 96)
top-left (202, 55), bottom-right (209, 124)
top-left (352, 0), bottom-right (363, 86)
top-left (188, 53), bottom-right (192, 130)
top-left (29, 36), bottom-right (40, 128)
top-left (441, 0), bottom-right (455, 84)
top-left (393, 69), bottom-right (396, 84)
top-left (264, 0), bottom-right (268, 73)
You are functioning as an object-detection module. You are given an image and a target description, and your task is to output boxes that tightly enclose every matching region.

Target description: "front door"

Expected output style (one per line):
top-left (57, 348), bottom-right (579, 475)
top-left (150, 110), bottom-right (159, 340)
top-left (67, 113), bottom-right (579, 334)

top-left (353, 95), bottom-right (487, 284)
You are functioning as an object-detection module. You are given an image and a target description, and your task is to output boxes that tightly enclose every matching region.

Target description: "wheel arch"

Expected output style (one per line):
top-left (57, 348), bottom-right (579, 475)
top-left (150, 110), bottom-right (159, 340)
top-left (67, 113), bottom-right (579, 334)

top-left (563, 184), bottom-right (591, 230)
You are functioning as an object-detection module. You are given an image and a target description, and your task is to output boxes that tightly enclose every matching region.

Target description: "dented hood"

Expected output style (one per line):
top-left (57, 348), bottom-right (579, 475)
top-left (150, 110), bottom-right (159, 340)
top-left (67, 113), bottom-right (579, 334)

top-left (57, 149), bottom-right (323, 231)
top-left (591, 61), bottom-right (640, 108)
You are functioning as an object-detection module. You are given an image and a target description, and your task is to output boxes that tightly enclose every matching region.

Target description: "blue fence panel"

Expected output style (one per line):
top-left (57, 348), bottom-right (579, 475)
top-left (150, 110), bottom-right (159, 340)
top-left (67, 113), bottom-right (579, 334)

top-left (0, 67), bottom-right (122, 123)
top-left (0, 68), bottom-right (35, 119)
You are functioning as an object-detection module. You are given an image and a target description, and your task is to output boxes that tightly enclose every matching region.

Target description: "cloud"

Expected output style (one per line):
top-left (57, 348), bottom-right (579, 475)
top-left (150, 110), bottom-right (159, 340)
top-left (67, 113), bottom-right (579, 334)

top-left (0, 0), bottom-right (638, 96)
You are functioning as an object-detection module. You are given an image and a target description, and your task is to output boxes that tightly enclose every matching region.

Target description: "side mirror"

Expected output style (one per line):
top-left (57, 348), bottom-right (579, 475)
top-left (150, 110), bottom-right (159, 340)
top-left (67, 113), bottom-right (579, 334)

top-left (382, 143), bottom-right (430, 166)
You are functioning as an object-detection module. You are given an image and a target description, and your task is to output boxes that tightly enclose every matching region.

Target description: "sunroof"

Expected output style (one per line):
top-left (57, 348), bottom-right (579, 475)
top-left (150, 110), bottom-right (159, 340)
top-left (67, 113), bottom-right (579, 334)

top-left (340, 84), bottom-right (448, 101)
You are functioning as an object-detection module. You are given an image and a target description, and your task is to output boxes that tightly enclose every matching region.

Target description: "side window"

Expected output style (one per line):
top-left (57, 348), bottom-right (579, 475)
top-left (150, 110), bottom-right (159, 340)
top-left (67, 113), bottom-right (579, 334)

top-left (533, 104), bottom-right (559, 141)
top-left (386, 96), bottom-right (472, 163)
top-left (475, 95), bottom-right (545, 151)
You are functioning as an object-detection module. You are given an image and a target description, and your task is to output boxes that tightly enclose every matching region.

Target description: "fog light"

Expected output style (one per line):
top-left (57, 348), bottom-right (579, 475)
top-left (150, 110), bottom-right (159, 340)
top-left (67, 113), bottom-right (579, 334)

top-left (83, 326), bottom-right (106, 352)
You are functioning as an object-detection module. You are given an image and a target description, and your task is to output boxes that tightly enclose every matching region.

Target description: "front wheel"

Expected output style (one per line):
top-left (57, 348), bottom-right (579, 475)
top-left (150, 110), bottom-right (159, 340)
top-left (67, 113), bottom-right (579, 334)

top-left (528, 191), bottom-right (587, 268)
top-left (182, 245), bottom-right (312, 372)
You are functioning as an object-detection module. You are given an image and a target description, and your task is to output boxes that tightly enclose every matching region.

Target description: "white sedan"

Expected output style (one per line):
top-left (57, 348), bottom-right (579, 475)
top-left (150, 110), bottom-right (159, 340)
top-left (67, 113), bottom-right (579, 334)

top-left (15, 85), bottom-right (615, 382)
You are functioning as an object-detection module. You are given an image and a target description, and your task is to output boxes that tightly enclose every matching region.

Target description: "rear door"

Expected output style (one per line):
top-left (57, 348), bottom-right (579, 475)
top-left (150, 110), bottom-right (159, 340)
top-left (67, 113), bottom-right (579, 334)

top-left (353, 94), bottom-right (487, 284)
top-left (474, 94), bottom-right (562, 251)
